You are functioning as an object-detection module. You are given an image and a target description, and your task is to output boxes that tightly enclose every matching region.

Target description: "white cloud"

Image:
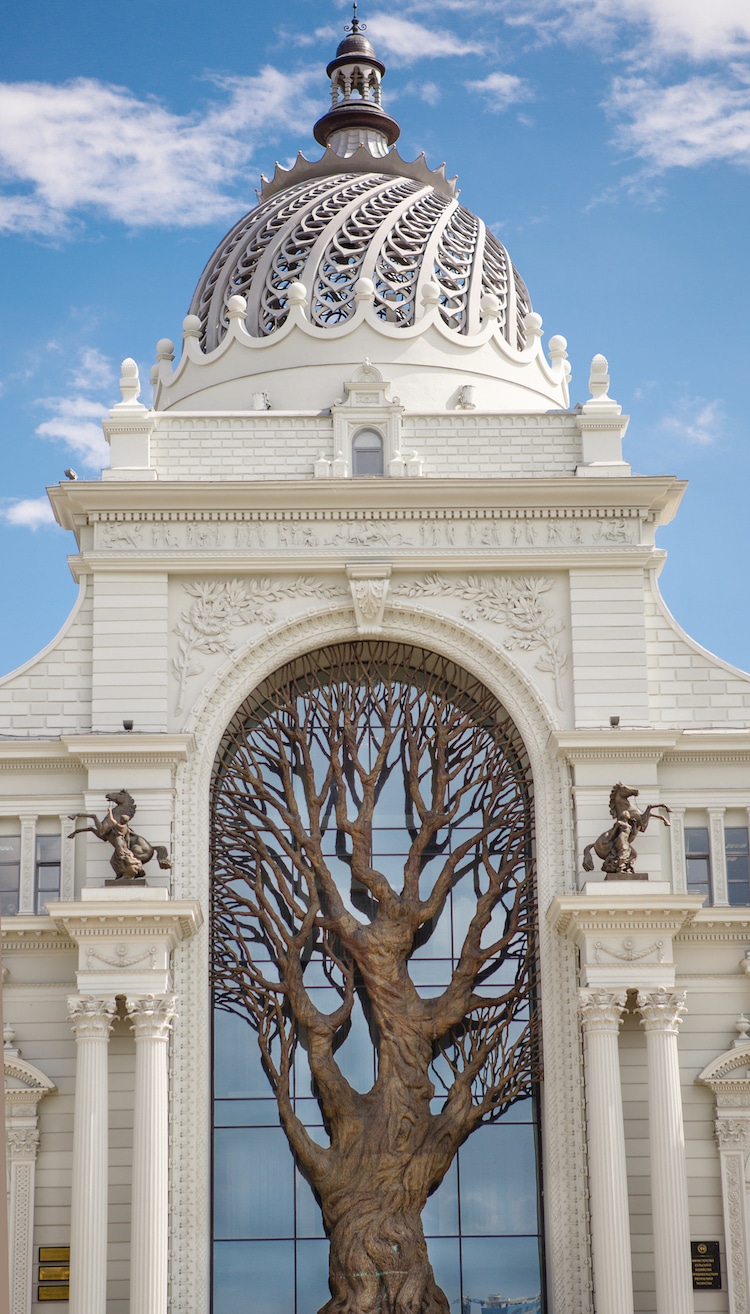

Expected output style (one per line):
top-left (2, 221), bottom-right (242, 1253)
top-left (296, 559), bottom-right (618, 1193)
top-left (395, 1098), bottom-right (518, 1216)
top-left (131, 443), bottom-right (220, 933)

top-left (661, 397), bottom-right (725, 445)
top-left (2, 498), bottom-right (57, 530)
top-left (402, 0), bottom-right (750, 61)
top-left (35, 396), bottom-right (109, 467)
top-left (466, 71), bottom-right (533, 112)
top-left (420, 82), bottom-right (442, 107)
top-left (70, 348), bottom-right (115, 392)
top-left (610, 73), bottom-right (750, 170)
top-left (0, 70), bottom-right (319, 237)
top-left (365, 15), bottom-right (483, 64)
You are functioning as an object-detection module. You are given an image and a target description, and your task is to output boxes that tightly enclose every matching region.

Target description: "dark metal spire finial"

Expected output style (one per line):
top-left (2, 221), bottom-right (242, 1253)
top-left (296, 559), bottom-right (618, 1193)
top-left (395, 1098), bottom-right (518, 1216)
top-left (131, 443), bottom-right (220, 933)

top-left (345, 1), bottom-right (366, 35)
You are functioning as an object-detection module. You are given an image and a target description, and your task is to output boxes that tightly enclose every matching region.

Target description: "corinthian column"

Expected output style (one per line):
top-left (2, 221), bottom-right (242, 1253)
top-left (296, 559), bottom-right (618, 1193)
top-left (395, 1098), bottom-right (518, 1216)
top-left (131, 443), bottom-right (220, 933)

top-left (636, 988), bottom-right (692, 1314)
top-left (579, 988), bottom-right (634, 1314)
top-left (67, 996), bottom-right (117, 1314)
top-left (127, 995), bottom-right (177, 1314)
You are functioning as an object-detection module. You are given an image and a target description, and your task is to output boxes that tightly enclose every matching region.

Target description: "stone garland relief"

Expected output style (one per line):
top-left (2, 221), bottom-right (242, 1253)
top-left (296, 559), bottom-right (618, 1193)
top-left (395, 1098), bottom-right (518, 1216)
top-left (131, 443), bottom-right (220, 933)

top-left (396, 574), bottom-right (568, 708)
top-left (173, 577), bottom-right (342, 712)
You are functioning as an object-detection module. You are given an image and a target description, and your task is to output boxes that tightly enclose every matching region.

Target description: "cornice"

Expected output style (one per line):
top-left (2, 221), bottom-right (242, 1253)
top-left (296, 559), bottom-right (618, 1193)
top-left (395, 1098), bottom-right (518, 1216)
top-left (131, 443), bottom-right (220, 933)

top-left (49, 896), bottom-right (204, 943)
top-left (60, 733), bottom-right (195, 767)
top-left (553, 729), bottom-right (750, 766)
top-left (678, 907), bottom-right (750, 941)
top-left (548, 891), bottom-right (705, 937)
top-left (48, 474), bottom-right (686, 530)
top-left (552, 730), bottom-right (680, 763)
top-left (0, 739), bottom-right (79, 771)
top-left (1, 917), bottom-right (75, 951)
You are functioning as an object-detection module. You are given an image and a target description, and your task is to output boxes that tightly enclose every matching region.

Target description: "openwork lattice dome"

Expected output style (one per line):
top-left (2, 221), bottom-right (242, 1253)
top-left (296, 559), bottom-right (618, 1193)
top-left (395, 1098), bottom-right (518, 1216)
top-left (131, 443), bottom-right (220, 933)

top-left (189, 161), bottom-right (533, 354)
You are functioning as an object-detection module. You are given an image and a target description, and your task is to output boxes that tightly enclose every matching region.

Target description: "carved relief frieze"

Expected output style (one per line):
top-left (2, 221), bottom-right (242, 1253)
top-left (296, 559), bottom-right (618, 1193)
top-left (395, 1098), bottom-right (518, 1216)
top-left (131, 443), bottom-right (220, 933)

top-left (594, 938), bottom-right (664, 965)
top-left (394, 573), bottom-right (568, 709)
top-left (86, 943), bottom-right (157, 971)
top-left (91, 507), bottom-right (642, 554)
top-left (173, 577), bottom-right (344, 713)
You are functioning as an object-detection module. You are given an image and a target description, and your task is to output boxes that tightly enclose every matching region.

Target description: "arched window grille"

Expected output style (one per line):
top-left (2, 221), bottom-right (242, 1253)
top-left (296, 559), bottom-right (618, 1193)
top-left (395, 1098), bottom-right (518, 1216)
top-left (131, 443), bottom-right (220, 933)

top-left (351, 427), bottom-right (384, 476)
top-left (210, 642), bottom-right (544, 1314)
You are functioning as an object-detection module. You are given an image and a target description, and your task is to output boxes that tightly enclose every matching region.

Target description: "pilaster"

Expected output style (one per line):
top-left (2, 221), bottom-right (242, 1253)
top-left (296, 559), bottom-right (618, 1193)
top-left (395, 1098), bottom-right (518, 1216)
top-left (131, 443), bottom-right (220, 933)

top-left (708, 807), bottom-right (728, 906)
top-left (17, 816), bottom-right (36, 916)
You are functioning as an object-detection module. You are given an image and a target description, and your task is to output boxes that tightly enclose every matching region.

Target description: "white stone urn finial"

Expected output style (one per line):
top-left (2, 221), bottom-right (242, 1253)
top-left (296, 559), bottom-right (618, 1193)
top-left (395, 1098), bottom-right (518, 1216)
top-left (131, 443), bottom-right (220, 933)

top-left (582, 352), bottom-right (622, 415)
top-left (119, 358), bottom-right (140, 406)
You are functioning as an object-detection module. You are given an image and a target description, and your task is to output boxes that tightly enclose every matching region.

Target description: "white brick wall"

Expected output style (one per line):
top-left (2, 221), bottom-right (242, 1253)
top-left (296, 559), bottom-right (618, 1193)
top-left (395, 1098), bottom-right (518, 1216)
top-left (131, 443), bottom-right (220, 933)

top-left (149, 413), bottom-right (582, 481)
top-left (0, 583), bottom-right (93, 734)
top-left (645, 581), bottom-right (750, 727)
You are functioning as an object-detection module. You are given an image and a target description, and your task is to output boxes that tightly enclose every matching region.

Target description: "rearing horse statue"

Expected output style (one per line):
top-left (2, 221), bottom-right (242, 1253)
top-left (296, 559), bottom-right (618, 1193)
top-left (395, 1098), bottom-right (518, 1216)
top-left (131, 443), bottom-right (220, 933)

top-left (68, 789), bottom-right (172, 881)
top-left (583, 783), bottom-right (671, 876)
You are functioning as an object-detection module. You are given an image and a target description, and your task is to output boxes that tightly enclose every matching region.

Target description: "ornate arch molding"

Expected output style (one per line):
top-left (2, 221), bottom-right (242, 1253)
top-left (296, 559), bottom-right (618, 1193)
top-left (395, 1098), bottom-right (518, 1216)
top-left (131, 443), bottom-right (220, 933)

top-left (699, 1043), bottom-right (750, 1312)
top-left (168, 604), bottom-right (591, 1314)
top-left (5, 1052), bottom-right (56, 1314)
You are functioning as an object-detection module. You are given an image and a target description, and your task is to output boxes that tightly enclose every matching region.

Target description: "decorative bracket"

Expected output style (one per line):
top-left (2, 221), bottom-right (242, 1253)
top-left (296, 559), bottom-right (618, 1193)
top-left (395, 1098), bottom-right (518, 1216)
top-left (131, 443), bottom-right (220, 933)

top-left (347, 564), bottom-right (391, 634)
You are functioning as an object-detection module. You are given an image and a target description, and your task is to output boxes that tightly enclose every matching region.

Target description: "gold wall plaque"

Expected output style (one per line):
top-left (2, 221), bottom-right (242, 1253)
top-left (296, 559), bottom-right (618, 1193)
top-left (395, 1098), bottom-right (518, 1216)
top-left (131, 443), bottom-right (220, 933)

top-left (38, 1248), bottom-right (70, 1263)
top-left (38, 1286), bottom-right (70, 1301)
top-left (39, 1267), bottom-right (70, 1282)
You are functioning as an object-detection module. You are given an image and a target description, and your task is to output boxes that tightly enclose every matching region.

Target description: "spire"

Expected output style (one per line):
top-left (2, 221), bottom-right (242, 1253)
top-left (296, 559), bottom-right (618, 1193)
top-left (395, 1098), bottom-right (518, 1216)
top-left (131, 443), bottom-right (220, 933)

top-left (313, 9), bottom-right (400, 159)
top-left (347, 1), bottom-right (364, 36)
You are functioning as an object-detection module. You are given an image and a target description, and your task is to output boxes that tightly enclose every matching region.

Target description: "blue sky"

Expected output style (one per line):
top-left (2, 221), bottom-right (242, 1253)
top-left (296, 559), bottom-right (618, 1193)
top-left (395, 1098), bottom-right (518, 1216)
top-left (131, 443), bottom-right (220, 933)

top-left (1, 0), bottom-right (749, 677)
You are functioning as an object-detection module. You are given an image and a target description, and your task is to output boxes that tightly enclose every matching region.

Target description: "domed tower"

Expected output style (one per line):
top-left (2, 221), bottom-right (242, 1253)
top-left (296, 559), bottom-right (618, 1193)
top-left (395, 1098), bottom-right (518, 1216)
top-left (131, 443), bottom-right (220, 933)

top-left (152, 12), bottom-right (575, 417)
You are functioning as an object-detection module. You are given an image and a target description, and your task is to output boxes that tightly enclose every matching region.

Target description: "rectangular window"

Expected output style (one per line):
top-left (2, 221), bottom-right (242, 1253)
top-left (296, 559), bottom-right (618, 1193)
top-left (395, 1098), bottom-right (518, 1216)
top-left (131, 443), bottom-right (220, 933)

top-left (685, 826), bottom-right (711, 900)
top-left (726, 827), bottom-right (750, 906)
top-left (0, 836), bottom-right (21, 916)
top-left (35, 834), bottom-right (61, 913)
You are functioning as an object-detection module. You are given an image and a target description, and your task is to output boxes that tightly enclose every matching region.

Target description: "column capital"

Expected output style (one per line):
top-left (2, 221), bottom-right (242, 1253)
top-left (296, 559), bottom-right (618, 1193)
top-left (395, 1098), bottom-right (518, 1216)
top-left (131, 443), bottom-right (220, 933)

top-left (715, 1116), bottom-right (750, 1151)
top-left (579, 987), bottom-right (628, 1033)
top-left (126, 993), bottom-right (177, 1040)
top-left (67, 995), bottom-right (117, 1039)
top-left (6, 1127), bottom-right (40, 1161)
top-left (636, 987), bottom-right (687, 1033)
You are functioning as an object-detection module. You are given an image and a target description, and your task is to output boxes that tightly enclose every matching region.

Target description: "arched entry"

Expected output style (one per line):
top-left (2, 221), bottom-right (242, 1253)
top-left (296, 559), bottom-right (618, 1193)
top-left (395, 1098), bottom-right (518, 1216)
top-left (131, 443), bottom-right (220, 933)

top-left (209, 640), bottom-right (544, 1314)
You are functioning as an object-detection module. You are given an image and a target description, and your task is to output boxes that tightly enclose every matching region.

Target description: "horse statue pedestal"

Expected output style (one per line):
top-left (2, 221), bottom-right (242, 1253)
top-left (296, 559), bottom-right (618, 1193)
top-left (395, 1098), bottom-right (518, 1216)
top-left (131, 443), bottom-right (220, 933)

top-left (605, 871), bottom-right (648, 882)
top-left (105, 877), bottom-right (147, 887)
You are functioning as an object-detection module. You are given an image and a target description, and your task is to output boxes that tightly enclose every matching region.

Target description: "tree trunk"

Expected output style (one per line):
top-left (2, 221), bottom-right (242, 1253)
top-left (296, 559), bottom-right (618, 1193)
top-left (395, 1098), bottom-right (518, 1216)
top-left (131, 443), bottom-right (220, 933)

top-left (321, 1195), bottom-right (448, 1314)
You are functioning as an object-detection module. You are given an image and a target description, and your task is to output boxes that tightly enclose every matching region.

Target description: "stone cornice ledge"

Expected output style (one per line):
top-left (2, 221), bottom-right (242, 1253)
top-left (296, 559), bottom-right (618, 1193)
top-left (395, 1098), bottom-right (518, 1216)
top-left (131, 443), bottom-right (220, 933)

top-left (548, 889), bottom-right (705, 937)
top-left (48, 893), bottom-right (203, 944)
top-left (61, 733), bottom-right (195, 766)
top-left (1, 916), bottom-right (75, 950)
top-left (49, 475), bottom-right (686, 529)
top-left (550, 730), bottom-right (680, 763)
top-left (552, 729), bottom-right (750, 765)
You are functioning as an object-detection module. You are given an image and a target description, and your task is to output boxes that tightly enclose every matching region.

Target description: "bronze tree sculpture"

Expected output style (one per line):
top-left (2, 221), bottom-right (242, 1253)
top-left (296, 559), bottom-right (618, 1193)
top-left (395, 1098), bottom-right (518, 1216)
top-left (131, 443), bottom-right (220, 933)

top-left (211, 642), bottom-right (539, 1314)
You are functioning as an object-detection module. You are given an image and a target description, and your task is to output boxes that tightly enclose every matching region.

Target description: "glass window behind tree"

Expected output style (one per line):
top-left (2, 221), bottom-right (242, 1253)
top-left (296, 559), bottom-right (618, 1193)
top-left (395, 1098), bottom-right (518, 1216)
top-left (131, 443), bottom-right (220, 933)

top-left (210, 642), bottom-right (543, 1314)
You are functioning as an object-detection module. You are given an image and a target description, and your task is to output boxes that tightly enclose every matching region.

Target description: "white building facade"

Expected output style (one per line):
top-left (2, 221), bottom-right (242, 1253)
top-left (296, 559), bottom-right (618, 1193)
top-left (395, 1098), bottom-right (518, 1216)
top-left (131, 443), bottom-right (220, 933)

top-left (3, 20), bottom-right (750, 1314)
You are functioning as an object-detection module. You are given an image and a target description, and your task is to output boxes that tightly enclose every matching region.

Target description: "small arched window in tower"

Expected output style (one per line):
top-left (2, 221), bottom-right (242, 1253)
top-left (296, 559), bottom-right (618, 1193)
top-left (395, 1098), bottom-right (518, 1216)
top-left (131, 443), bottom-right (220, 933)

top-left (352, 428), bottom-right (384, 477)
